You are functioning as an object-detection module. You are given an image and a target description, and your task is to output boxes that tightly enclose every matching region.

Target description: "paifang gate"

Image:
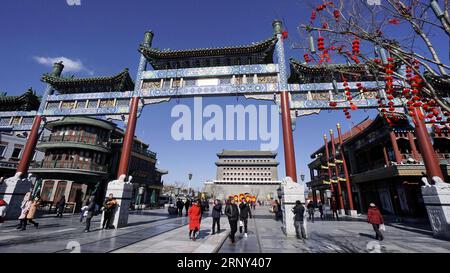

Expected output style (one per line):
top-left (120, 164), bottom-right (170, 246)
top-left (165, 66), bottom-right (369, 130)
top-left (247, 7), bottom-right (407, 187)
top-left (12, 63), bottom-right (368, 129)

top-left (0, 20), bottom-right (447, 227)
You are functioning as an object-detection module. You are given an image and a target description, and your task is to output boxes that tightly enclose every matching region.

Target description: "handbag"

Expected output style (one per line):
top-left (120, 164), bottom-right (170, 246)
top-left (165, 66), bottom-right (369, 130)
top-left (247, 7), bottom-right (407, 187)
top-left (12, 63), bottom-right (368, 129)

top-left (379, 224), bottom-right (386, 231)
top-left (239, 220), bottom-right (243, 227)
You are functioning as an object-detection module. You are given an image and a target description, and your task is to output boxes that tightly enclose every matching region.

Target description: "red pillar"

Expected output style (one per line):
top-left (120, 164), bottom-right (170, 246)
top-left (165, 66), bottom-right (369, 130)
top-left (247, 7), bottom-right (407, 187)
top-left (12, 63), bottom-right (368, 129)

top-left (407, 131), bottom-right (420, 161)
top-left (337, 123), bottom-right (354, 211)
top-left (389, 130), bottom-right (403, 164)
top-left (330, 129), bottom-right (345, 210)
top-left (323, 135), bottom-right (334, 194)
top-left (382, 146), bottom-right (390, 166)
top-left (280, 91), bottom-right (297, 182)
top-left (412, 108), bottom-right (444, 181)
top-left (16, 115), bottom-right (42, 176)
top-left (117, 96), bottom-right (139, 179)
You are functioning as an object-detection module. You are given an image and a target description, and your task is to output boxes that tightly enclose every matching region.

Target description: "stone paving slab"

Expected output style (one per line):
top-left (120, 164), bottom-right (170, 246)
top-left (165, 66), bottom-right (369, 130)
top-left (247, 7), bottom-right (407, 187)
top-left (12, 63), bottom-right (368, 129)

top-left (219, 207), bottom-right (450, 253)
top-left (0, 208), bottom-right (189, 253)
top-left (113, 216), bottom-right (230, 253)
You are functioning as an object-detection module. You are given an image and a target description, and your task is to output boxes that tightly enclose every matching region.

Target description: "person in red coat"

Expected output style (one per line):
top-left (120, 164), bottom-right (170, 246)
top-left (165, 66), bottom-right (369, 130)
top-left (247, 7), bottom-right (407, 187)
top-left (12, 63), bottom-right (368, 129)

top-left (367, 203), bottom-right (384, 241)
top-left (188, 200), bottom-right (202, 241)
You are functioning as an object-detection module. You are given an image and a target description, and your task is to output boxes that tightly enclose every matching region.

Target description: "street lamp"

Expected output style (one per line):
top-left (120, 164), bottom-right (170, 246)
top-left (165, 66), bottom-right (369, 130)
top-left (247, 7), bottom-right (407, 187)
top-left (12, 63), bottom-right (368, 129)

top-left (188, 172), bottom-right (193, 197)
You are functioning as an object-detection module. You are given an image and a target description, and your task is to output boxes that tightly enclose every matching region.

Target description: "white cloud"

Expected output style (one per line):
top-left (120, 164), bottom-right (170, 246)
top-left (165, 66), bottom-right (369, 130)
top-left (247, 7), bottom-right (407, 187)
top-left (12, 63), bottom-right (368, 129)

top-left (33, 56), bottom-right (93, 75)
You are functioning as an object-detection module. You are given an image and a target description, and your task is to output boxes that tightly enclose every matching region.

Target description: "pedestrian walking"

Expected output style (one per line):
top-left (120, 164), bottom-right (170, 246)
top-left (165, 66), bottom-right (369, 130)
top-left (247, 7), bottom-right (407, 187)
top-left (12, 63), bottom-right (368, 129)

top-left (225, 198), bottom-right (239, 244)
top-left (102, 193), bottom-right (118, 229)
top-left (80, 203), bottom-right (89, 223)
top-left (307, 200), bottom-right (315, 223)
top-left (176, 198), bottom-right (184, 217)
top-left (17, 192), bottom-right (32, 231)
top-left (367, 202), bottom-right (385, 241)
top-left (184, 199), bottom-right (190, 216)
top-left (318, 201), bottom-right (324, 220)
top-left (331, 197), bottom-right (339, 220)
top-left (238, 198), bottom-right (252, 238)
top-left (292, 200), bottom-right (307, 240)
top-left (25, 196), bottom-right (41, 229)
top-left (84, 196), bottom-right (97, 232)
top-left (0, 198), bottom-right (7, 224)
top-left (55, 195), bottom-right (66, 218)
top-left (273, 199), bottom-right (282, 221)
top-left (211, 199), bottom-right (222, 234)
top-left (188, 199), bottom-right (202, 241)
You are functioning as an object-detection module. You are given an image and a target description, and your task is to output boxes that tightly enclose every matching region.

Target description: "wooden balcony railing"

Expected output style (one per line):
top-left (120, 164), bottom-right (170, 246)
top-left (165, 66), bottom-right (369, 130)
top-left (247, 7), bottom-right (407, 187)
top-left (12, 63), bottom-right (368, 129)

top-left (41, 134), bottom-right (110, 149)
top-left (33, 160), bottom-right (107, 173)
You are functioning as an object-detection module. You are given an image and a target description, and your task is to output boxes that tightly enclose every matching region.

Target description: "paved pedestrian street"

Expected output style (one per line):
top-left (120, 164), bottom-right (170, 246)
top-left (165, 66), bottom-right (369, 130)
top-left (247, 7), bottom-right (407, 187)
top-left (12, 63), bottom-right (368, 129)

top-left (0, 209), bottom-right (188, 253)
top-left (0, 207), bottom-right (449, 253)
top-left (219, 207), bottom-right (450, 253)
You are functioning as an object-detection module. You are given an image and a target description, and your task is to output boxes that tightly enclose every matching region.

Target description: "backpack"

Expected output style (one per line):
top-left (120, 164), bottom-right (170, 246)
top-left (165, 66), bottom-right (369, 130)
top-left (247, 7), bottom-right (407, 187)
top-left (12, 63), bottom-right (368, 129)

top-left (94, 204), bottom-right (101, 216)
top-left (273, 205), bottom-right (278, 213)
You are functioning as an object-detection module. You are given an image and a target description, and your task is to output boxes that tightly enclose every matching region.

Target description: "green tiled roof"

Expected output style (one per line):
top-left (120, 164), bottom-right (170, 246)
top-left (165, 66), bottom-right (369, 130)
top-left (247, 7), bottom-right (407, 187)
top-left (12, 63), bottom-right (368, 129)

top-left (41, 68), bottom-right (135, 94)
top-left (0, 88), bottom-right (41, 111)
top-left (139, 36), bottom-right (278, 70)
top-left (424, 72), bottom-right (450, 98)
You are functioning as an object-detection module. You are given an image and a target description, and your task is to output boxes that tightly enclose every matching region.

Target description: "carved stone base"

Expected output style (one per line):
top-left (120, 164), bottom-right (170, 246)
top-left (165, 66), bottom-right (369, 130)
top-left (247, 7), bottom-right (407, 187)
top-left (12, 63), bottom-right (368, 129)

top-left (339, 209), bottom-right (346, 215)
top-left (101, 177), bottom-right (133, 229)
top-left (0, 173), bottom-right (32, 220)
top-left (421, 181), bottom-right (450, 240)
top-left (348, 209), bottom-right (358, 218)
top-left (280, 177), bottom-right (305, 237)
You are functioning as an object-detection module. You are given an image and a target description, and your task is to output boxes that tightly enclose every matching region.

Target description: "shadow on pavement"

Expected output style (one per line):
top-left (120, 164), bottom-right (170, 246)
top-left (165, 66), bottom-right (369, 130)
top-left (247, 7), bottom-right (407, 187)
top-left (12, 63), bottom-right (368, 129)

top-left (385, 223), bottom-right (434, 237)
top-left (358, 232), bottom-right (376, 239)
top-left (125, 217), bottom-right (172, 227)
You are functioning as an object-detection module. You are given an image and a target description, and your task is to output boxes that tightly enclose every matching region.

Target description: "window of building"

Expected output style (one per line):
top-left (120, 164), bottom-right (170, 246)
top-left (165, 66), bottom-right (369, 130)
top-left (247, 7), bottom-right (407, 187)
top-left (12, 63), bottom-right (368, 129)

top-left (11, 148), bottom-right (22, 159)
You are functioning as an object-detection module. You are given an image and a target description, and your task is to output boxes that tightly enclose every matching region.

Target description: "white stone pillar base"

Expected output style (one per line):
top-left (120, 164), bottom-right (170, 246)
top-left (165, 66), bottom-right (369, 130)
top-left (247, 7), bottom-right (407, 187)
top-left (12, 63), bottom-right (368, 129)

top-left (0, 173), bottom-right (32, 220)
top-left (421, 181), bottom-right (450, 240)
top-left (101, 178), bottom-right (133, 229)
top-left (280, 177), bottom-right (305, 237)
top-left (339, 209), bottom-right (346, 215)
top-left (348, 209), bottom-right (358, 218)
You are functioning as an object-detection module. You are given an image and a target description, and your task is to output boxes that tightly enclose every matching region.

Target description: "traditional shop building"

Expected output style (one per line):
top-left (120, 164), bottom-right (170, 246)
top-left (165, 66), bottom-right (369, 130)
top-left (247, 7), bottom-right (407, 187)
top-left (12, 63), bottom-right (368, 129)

top-left (307, 114), bottom-right (450, 218)
top-left (30, 116), bottom-right (167, 211)
top-left (204, 150), bottom-right (281, 200)
top-left (26, 69), bottom-right (167, 211)
top-left (0, 89), bottom-right (44, 179)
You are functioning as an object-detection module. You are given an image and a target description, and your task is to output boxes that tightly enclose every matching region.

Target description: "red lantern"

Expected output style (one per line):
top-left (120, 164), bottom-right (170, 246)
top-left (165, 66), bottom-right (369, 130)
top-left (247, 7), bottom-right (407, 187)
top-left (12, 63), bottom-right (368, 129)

top-left (317, 37), bottom-right (325, 51)
top-left (388, 18), bottom-right (400, 24)
top-left (333, 10), bottom-right (340, 19)
top-left (303, 54), bottom-right (310, 63)
top-left (352, 38), bottom-right (360, 55)
top-left (310, 10), bottom-right (317, 21)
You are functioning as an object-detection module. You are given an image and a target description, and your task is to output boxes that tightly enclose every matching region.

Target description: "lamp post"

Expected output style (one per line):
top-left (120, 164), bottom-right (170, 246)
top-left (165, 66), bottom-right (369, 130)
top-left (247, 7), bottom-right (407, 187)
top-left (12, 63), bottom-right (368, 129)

top-left (188, 172), bottom-right (193, 197)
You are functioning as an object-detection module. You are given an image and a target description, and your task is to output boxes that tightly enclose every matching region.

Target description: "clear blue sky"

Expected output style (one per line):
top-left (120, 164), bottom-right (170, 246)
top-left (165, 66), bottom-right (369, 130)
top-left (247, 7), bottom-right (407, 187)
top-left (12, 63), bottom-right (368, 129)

top-left (1, 0), bottom-right (445, 190)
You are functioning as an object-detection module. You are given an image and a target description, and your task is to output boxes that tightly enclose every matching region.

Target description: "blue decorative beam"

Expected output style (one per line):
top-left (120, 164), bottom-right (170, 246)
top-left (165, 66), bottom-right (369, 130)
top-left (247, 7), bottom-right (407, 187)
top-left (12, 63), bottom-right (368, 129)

top-left (141, 64), bottom-right (279, 79)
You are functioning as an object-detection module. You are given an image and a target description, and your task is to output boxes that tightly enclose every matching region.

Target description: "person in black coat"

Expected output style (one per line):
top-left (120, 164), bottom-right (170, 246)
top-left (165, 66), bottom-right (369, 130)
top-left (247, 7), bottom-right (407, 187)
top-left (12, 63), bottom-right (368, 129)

top-left (238, 199), bottom-right (252, 237)
top-left (292, 200), bottom-right (307, 239)
top-left (56, 195), bottom-right (66, 218)
top-left (184, 199), bottom-right (190, 216)
top-left (318, 201), bottom-right (324, 220)
top-left (211, 199), bottom-right (222, 235)
top-left (84, 196), bottom-right (96, 232)
top-left (225, 198), bottom-right (239, 243)
top-left (176, 198), bottom-right (184, 217)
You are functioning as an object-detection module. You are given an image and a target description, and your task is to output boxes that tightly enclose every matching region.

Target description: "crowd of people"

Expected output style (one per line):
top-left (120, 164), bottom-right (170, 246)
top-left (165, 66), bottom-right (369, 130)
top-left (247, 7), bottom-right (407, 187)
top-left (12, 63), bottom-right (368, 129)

top-left (0, 191), bottom-right (120, 233)
top-left (0, 191), bottom-right (386, 242)
top-left (184, 196), bottom-right (255, 244)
